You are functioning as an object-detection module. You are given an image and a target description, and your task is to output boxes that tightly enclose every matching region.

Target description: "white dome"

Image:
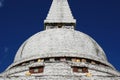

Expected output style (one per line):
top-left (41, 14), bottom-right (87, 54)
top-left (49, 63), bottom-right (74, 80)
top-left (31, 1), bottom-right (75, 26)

top-left (13, 29), bottom-right (112, 67)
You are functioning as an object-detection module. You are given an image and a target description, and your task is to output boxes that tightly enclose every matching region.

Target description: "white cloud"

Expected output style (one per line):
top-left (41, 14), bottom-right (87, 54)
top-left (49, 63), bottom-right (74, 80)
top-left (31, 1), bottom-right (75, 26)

top-left (4, 47), bottom-right (9, 53)
top-left (0, 2), bottom-right (2, 7)
top-left (0, 0), bottom-right (4, 7)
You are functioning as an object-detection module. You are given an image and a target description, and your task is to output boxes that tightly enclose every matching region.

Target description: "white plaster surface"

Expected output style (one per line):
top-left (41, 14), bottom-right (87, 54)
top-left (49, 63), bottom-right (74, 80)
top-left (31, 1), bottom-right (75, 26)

top-left (14, 29), bottom-right (109, 66)
top-left (0, 0), bottom-right (120, 79)
top-left (44, 0), bottom-right (76, 23)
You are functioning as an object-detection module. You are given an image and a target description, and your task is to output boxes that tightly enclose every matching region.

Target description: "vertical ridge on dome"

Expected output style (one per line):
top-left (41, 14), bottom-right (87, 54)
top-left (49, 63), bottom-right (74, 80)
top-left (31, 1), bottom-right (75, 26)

top-left (44, 0), bottom-right (76, 29)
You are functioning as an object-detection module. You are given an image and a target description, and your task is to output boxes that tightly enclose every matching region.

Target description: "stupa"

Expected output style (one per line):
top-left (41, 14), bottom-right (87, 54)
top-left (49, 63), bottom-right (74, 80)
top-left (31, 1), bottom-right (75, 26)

top-left (0, 0), bottom-right (120, 80)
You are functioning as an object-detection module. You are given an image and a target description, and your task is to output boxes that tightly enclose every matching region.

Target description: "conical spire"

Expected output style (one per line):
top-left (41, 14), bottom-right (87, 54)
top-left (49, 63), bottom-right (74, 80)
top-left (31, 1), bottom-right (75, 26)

top-left (44, 0), bottom-right (76, 29)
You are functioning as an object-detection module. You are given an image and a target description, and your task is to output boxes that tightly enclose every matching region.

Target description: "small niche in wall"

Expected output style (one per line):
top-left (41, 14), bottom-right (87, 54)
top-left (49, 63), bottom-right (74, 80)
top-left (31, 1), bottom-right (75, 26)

top-left (82, 67), bottom-right (88, 73)
top-left (29, 66), bottom-right (44, 74)
top-left (58, 25), bottom-right (62, 28)
top-left (72, 66), bottom-right (88, 73)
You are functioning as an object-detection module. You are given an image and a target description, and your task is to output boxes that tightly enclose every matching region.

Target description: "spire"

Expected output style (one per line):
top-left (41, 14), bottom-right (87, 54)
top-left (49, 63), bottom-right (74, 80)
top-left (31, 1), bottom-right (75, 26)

top-left (44, 0), bottom-right (76, 30)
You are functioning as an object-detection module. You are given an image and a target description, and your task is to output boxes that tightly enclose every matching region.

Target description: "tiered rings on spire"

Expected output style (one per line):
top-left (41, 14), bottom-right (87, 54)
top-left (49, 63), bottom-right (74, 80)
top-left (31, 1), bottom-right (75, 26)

top-left (44, 0), bottom-right (76, 29)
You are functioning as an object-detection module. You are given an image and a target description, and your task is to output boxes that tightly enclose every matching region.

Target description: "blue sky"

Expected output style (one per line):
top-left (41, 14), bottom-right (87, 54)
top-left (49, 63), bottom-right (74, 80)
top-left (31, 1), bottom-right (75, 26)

top-left (0, 0), bottom-right (120, 73)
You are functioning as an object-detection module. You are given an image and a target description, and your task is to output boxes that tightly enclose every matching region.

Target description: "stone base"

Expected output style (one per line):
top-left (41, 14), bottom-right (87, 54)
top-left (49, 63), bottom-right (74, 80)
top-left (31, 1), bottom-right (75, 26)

top-left (0, 75), bottom-right (120, 80)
